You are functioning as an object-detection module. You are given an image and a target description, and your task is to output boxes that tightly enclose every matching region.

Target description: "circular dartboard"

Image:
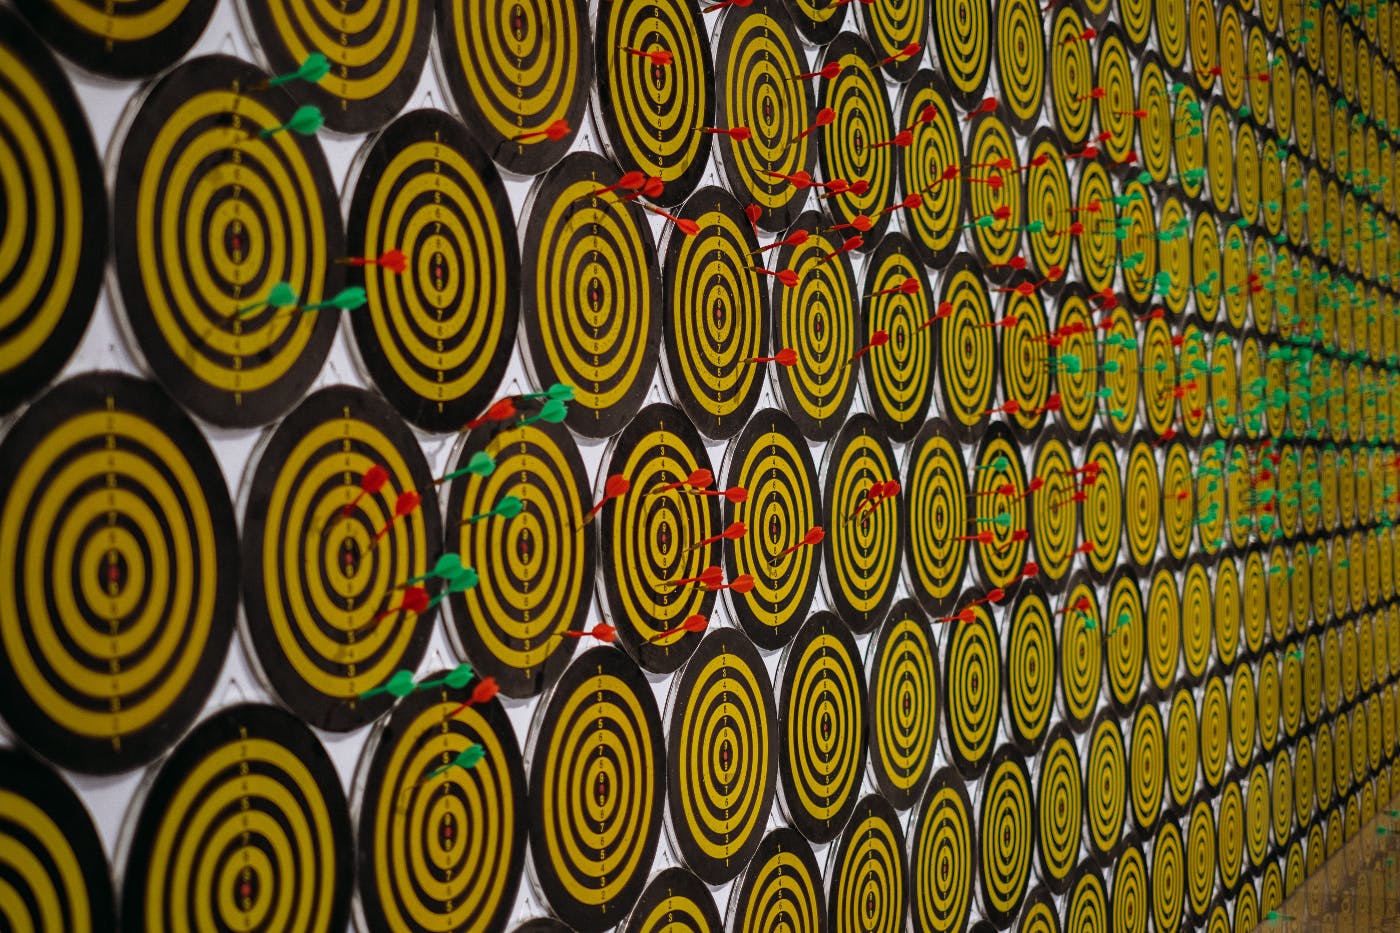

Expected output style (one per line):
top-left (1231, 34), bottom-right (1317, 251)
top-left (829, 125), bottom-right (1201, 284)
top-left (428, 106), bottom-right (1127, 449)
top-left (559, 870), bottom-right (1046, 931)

top-left (1095, 25), bottom-right (1136, 164)
top-left (112, 55), bottom-right (344, 428)
top-left (1186, 796), bottom-right (1216, 916)
top-left (1105, 570), bottom-right (1146, 711)
top-left (0, 747), bottom-right (116, 930)
top-left (345, 109), bottom-right (518, 433)
top-left (867, 599), bottom-right (940, 808)
top-left (355, 667), bottom-right (526, 933)
top-left (965, 114), bottom-right (1024, 271)
top-left (938, 254), bottom-right (998, 441)
top-left (1084, 712), bottom-right (1127, 860)
top-left (443, 416), bottom-right (596, 698)
top-left (818, 33), bottom-right (897, 243)
top-left (973, 423), bottom-right (1031, 588)
top-left (1023, 127), bottom-right (1072, 287)
top-left (1130, 702), bottom-right (1167, 832)
top-left (1000, 289), bottom-right (1053, 444)
top-left (727, 827), bottom-right (827, 933)
top-left (716, 409), bottom-right (821, 651)
top-left (435, 0), bottom-right (591, 175)
top-left (598, 404), bottom-right (718, 673)
top-left (14, 0), bottom-right (215, 77)
top-left (0, 9), bottom-right (106, 416)
top-left (826, 795), bottom-right (908, 933)
top-left (932, 0), bottom-right (992, 108)
top-left (1049, 7), bottom-right (1094, 147)
top-left (1059, 574), bottom-right (1103, 728)
top-left (666, 628), bottom-right (777, 883)
top-left (904, 418), bottom-right (972, 618)
top-left (1152, 820), bottom-right (1186, 933)
top-left (1081, 433), bottom-right (1123, 580)
top-left (1124, 437), bottom-right (1161, 569)
top-left (858, 0), bottom-right (927, 82)
top-left (528, 648), bottom-right (664, 932)
top-left (777, 611), bottom-right (868, 843)
top-left (1054, 285), bottom-right (1098, 437)
top-left (624, 868), bottom-right (722, 933)
top-left (898, 70), bottom-right (965, 268)
top-left (978, 746), bottom-right (1035, 925)
top-left (909, 768), bottom-right (976, 933)
top-left (0, 373), bottom-right (237, 774)
top-left (1003, 584), bottom-right (1056, 752)
top-left (1037, 724), bottom-right (1084, 892)
top-left (120, 704), bottom-right (353, 933)
top-left (861, 234), bottom-right (935, 443)
top-left (1031, 425), bottom-right (1080, 589)
top-left (519, 151), bottom-right (661, 438)
top-left (996, 0), bottom-right (1046, 134)
top-left (240, 386), bottom-right (440, 731)
top-left (943, 602), bottom-right (1002, 778)
top-left (822, 415), bottom-right (902, 633)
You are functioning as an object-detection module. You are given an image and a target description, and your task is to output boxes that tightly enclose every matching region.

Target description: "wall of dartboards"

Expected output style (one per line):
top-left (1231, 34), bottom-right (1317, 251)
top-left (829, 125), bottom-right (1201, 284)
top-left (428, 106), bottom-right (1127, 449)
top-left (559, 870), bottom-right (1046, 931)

top-left (5, 0), bottom-right (1400, 930)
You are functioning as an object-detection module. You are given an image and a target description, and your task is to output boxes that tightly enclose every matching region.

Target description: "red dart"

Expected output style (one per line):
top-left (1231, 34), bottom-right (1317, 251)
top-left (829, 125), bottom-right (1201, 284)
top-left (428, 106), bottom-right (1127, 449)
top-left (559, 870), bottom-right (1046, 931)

top-left (992, 205), bottom-right (1012, 220)
top-left (747, 348), bottom-right (799, 366)
top-left (1057, 596), bottom-right (1093, 615)
top-left (824, 236), bottom-right (863, 261)
top-left (965, 173), bottom-right (1005, 189)
top-left (581, 474), bottom-right (630, 525)
top-left (849, 330), bottom-right (889, 364)
top-left (995, 528), bottom-right (1031, 551)
top-left (795, 107), bottom-right (836, 141)
top-left (1154, 428), bottom-right (1177, 447)
top-left (701, 125), bottom-right (752, 141)
top-left (702, 0), bottom-right (751, 11)
top-left (965, 96), bottom-right (999, 120)
top-left (846, 180), bottom-right (870, 196)
top-left (1055, 490), bottom-right (1089, 508)
top-left (979, 314), bottom-right (1021, 328)
top-left (957, 530), bottom-right (996, 544)
top-left (792, 61), bottom-right (843, 81)
top-left (652, 468), bottom-right (714, 494)
top-left (936, 165), bottom-right (962, 185)
top-left (622, 47), bottom-right (674, 67)
top-left (984, 399), bottom-right (1022, 416)
top-left (1066, 145), bottom-right (1099, 160)
top-left (619, 176), bottom-right (665, 201)
top-left (920, 300), bottom-right (955, 329)
top-left (649, 614), bottom-right (710, 642)
top-left (1063, 27), bottom-right (1098, 43)
top-left (715, 574), bottom-right (756, 593)
top-left (1068, 462), bottom-right (1101, 477)
top-left (911, 103), bottom-right (939, 126)
top-left (870, 128), bottom-right (914, 149)
top-left (1035, 394), bottom-right (1064, 414)
top-left (970, 588), bottom-right (1006, 607)
top-left (595, 170), bottom-right (648, 197)
top-left (1199, 64), bottom-right (1223, 78)
top-left (881, 41), bottom-right (922, 64)
top-left (1136, 307), bottom-right (1166, 323)
top-left (560, 623), bottom-right (618, 643)
top-left (1017, 476), bottom-right (1046, 499)
top-left (753, 266), bottom-right (800, 288)
top-left (979, 482), bottom-right (1018, 497)
top-left (374, 491), bottom-right (422, 542)
top-left (1067, 221), bottom-right (1085, 235)
top-left (762, 169), bottom-right (815, 189)
top-left (754, 230), bottom-right (810, 253)
top-left (1069, 200), bottom-right (1101, 214)
top-left (694, 485), bottom-right (749, 503)
top-left (672, 566), bottom-right (725, 589)
top-left (446, 677), bottom-right (501, 717)
top-left (1021, 562), bottom-right (1040, 579)
top-left (341, 464), bottom-right (389, 517)
top-left (1094, 130), bottom-right (1114, 143)
top-left (772, 526), bottom-right (825, 562)
top-left (993, 257), bottom-right (1029, 271)
top-left (1116, 109), bottom-right (1148, 118)
top-left (868, 276), bottom-right (921, 298)
top-left (641, 203), bottom-right (700, 235)
top-left (1077, 86), bottom-right (1107, 101)
top-left (1252, 72), bottom-right (1270, 82)
top-left (689, 521), bottom-right (747, 550)
top-left (1022, 153), bottom-right (1050, 170)
top-left (745, 203), bottom-right (762, 230)
top-left (340, 248), bottom-right (408, 273)
top-left (975, 156), bottom-right (1015, 171)
top-left (829, 215), bottom-right (874, 232)
top-left (514, 119), bottom-right (571, 142)
top-left (936, 608), bottom-right (977, 624)
top-left (882, 193), bottom-right (923, 214)
top-left (463, 397), bottom-right (517, 431)
top-left (371, 585), bottom-right (430, 622)
top-left (823, 178), bottom-right (852, 195)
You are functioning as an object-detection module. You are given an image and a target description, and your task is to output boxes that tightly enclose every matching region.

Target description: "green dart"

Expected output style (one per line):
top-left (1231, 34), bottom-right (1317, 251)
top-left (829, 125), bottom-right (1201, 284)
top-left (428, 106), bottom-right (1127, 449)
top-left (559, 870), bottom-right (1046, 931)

top-left (978, 455), bottom-right (1010, 472)
top-left (425, 568), bottom-right (480, 611)
top-left (259, 104), bottom-right (324, 139)
top-left (462, 494), bottom-right (524, 524)
top-left (518, 397), bottom-right (568, 426)
top-left (405, 553), bottom-right (464, 585)
top-left (520, 382), bottom-right (575, 402)
top-left (428, 743), bottom-right (485, 778)
top-left (235, 281), bottom-right (297, 317)
top-left (975, 513), bottom-right (1013, 529)
top-left (301, 286), bottom-right (368, 313)
top-left (417, 663), bottom-right (475, 691)
top-left (434, 451), bottom-right (496, 485)
top-left (267, 53), bottom-right (331, 87)
top-left (360, 669), bottom-right (417, 700)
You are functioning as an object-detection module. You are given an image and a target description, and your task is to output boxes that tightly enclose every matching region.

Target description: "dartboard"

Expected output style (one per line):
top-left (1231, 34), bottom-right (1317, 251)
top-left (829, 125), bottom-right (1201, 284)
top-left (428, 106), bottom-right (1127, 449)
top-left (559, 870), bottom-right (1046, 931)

top-left (938, 254), bottom-right (998, 442)
top-left (344, 109), bottom-right (518, 433)
top-left (1036, 724), bottom-right (1084, 892)
top-left (965, 114), bottom-right (1024, 271)
top-left (898, 70), bottom-right (965, 268)
top-left (355, 667), bottom-right (526, 933)
top-left (1084, 712), bottom-right (1127, 860)
top-left (436, 0), bottom-right (591, 175)
top-left (943, 600), bottom-right (1002, 778)
top-left (120, 704), bottom-right (353, 933)
top-left (973, 423), bottom-right (1030, 588)
top-left (112, 55), bottom-right (344, 428)
top-left (818, 33), bottom-right (898, 242)
top-left (528, 647), bottom-right (664, 932)
top-left (904, 418), bottom-right (972, 617)
top-left (867, 600), bottom-right (940, 808)
top-left (519, 151), bottom-right (661, 438)
top-left (822, 415), bottom-right (902, 633)
top-left (909, 768), bottom-right (977, 933)
top-left (1130, 702), bottom-right (1167, 832)
top-left (240, 386), bottom-right (440, 731)
top-left (1105, 570), bottom-right (1146, 711)
top-left (14, 0), bottom-right (215, 77)
top-left (0, 9), bottom-right (106, 416)
top-left (624, 868), bottom-right (722, 933)
top-left (1003, 584), bottom-right (1056, 752)
top-left (932, 0), bottom-right (992, 109)
top-left (666, 628), bottom-right (777, 883)
top-left (726, 827), bottom-right (827, 933)
top-left (978, 746), bottom-right (1035, 925)
top-left (861, 234), bottom-right (935, 442)
top-left (0, 374), bottom-right (237, 773)
top-left (1031, 425), bottom-right (1080, 588)
top-left (995, 0), bottom-right (1045, 135)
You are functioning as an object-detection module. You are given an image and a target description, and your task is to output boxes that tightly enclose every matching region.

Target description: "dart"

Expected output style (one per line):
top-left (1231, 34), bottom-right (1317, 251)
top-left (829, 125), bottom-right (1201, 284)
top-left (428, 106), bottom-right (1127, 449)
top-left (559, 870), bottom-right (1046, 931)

top-left (402, 554), bottom-right (464, 586)
top-left (446, 678), bottom-right (501, 719)
top-left (762, 169), bottom-right (816, 189)
top-left (752, 266), bottom-right (800, 287)
top-left (969, 588), bottom-right (1006, 607)
top-left (866, 277), bottom-right (920, 298)
top-left (255, 52), bottom-right (331, 90)
top-left (984, 400), bottom-right (1022, 417)
top-left (641, 203), bottom-right (700, 235)
top-left (753, 230), bottom-right (809, 253)
top-left (1057, 596), bottom-right (1093, 615)
top-left (559, 623), bottom-right (618, 643)
top-left (696, 485), bottom-right (749, 503)
top-left (791, 60), bottom-right (842, 81)
top-left (908, 103), bottom-right (940, 127)
top-left (513, 118), bottom-right (571, 142)
top-left (770, 526), bottom-right (825, 564)
top-left (621, 47), bottom-right (673, 66)
top-left (424, 568), bottom-right (480, 611)
top-left (935, 608), bottom-right (977, 624)
top-left (823, 236), bottom-right (863, 262)
top-left (869, 128), bottom-right (914, 149)
top-left (517, 398), bottom-right (569, 426)
top-left (880, 193), bottom-right (923, 214)
top-left (257, 104), bottom-right (324, 138)
top-left (1114, 109), bottom-right (1148, 118)
top-left (964, 96), bottom-right (999, 120)
top-left (416, 664), bottom-right (476, 692)
top-left (519, 383), bottom-right (575, 403)
top-left (341, 464), bottom-right (389, 517)
top-left (699, 125), bottom-right (751, 141)
top-left (1054, 490), bottom-right (1089, 509)
top-left (618, 175), bottom-right (665, 201)
top-left (975, 513), bottom-right (1013, 530)
top-left (702, 0), bottom-right (751, 11)
top-left (956, 530), bottom-right (996, 544)
top-left (1265, 912), bottom-right (1295, 923)
top-left (651, 468), bottom-right (714, 495)
top-left (370, 586), bottom-right (429, 624)
top-left (299, 286), bottom-right (368, 313)
top-left (978, 455), bottom-right (1011, 472)
top-left (1076, 86), bottom-right (1107, 101)
top-left (426, 744), bottom-right (486, 780)
top-left (648, 614), bottom-right (710, 642)
top-left (880, 41), bottom-right (921, 65)
top-left (594, 170), bottom-right (648, 198)
top-left (461, 495), bottom-right (524, 524)
top-left (1017, 476), bottom-right (1045, 500)
top-left (1065, 145), bottom-right (1099, 160)
top-left (462, 398), bottom-right (518, 432)
top-left (689, 522), bottom-right (746, 550)
top-left (991, 257), bottom-right (1029, 271)
top-left (827, 215), bottom-right (873, 232)
top-left (1031, 393), bottom-right (1064, 414)
top-left (337, 249), bottom-right (408, 273)
top-left (978, 482), bottom-right (1018, 498)
top-left (710, 573), bottom-right (755, 593)
top-left (581, 474), bottom-right (630, 526)
top-left (235, 281), bottom-right (297, 317)
top-left (358, 669), bottom-right (417, 700)
top-left (848, 330), bottom-right (889, 364)
top-left (1062, 26), bottom-right (1097, 43)
top-left (974, 156), bottom-right (1014, 171)
top-left (794, 107), bottom-right (836, 142)
top-left (373, 491), bottom-right (422, 543)
top-left (746, 348), bottom-right (799, 367)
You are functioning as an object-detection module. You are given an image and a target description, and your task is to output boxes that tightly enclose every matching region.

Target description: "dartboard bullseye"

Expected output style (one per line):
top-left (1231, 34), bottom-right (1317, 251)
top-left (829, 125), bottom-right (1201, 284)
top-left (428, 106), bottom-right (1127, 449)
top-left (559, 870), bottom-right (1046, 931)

top-left (0, 9), bottom-right (106, 416)
top-left (823, 415), bottom-right (902, 633)
top-left (0, 373), bottom-right (237, 774)
top-left (666, 629), bottom-right (776, 883)
top-left (112, 55), bottom-right (345, 428)
top-left (345, 109), bottom-right (518, 433)
top-left (14, 0), bottom-right (215, 77)
top-left (777, 612), bottom-right (867, 843)
top-left (355, 668), bottom-right (526, 933)
top-left (120, 704), bottom-right (353, 933)
top-left (443, 416), bottom-right (595, 699)
top-left (726, 827), bottom-right (827, 933)
top-left (826, 795), bottom-right (907, 933)
top-left (241, 386), bottom-right (441, 732)
top-left (818, 33), bottom-right (897, 242)
top-left (528, 648), bottom-right (664, 932)
top-left (436, 0), bottom-right (591, 175)
top-left (721, 409), bottom-right (821, 649)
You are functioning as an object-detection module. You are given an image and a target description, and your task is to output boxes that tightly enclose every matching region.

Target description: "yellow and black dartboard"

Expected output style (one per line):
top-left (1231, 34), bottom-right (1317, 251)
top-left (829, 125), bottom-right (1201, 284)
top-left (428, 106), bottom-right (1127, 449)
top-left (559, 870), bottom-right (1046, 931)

top-left (1075, 162), bottom-right (1116, 297)
top-left (1106, 569), bottom-right (1146, 711)
top-left (826, 794), bottom-right (907, 933)
top-left (345, 109), bottom-right (518, 433)
top-left (861, 234), bottom-right (934, 442)
top-left (1186, 795), bottom-right (1216, 917)
top-left (1166, 687), bottom-right (1199, 811)
top-left (1180, 559), bottom-right (1213, 683)
top-left (723, 408), bottom-right (821, 649)
top-left (436, 0), bottom-right (590, 175)
top-left (355, 667), bottom-right (526, 933)
top-left (943, 601), bottom-right (1002, 778)
top-left (528, 647), bottom-right (664, 932)
top-left (1003, 584), bottom-right (1057, 752)
top-left (1032, 425), bottom-right (1080, 588)
top-left (726, 826), bottom-right (826, 933)
top-left (819, 33), bottom-right (897, 241)
top-left (996, 0), bottom-right (1045, 134)
top-left (771, 210), bottom-right (859, 441)
top-left (1036, 724), bottom-right (1084, 892)
top-left (1049, 6), bottom-right (1095, 147)
top-left (905, 418), bottom-right (972, 617)
top-left (1024, 128), bottom-right (1073, 283)
top-left (978, 746), bottom-right (1035, 925)
top-left (931, 0), bottom-right (992, 109)
top-left (241, 385), bottom-right (440, 731)
top-left (822, 415), bottom-right (901, 633)
top-left (594, 0), bottom-right (712, 205)
top-left (444, 417), bottom-right (595, 698)
top-left (241, 0), bottom-right (428, 133)
top-left (939, 254), bottom-right (998, 441)
top-left (867, 599), bottom-right (940, 808)
top-left (1130, 700), bottom-right (1167, 832)
top-left (974, 423), bottom-right (1031, 587)
top-left (1082, 433), bottom-right (1123, 579)
top-left (1059, 573), bottom-right (1104, 727)
top-left (0, 748), bottom-right (115, 931)
top-left (601, 410), bottom-right (716, 663)
top-left (622, 868), bottom-right (721, 933)
top-left (1151, 819), bottom-right (1186, 933)
top-left (0, 373), bottom-right (237, 773)
top-left (112, 55), bottom-right (343, 428)
top-left (1215, 554), bottom-right (1241, 668)
top-left (1199, 672), bottom-right (1229, 790)
top-left (14, 0), bottom-right (214, 77)
top-left (1124, 437), bottom-right (1161, 569)
top-left (1096, 25), bottom-right (1137, 165)
top-left (1055, 284), bottom-right (1099, 438)
top-left (520, 151), bottom-right (660, 438)
top-left (1085, 713), bottom-right (1127, 860)
top-left (1065, 865), bottom-right (1109, 933)
top-left (120, 704), bottom-right (352, 933)
top-left (1001, 287), bottom-right (1054, 443)
top-left (1137, 52), bottom-right (1173, 184)
top-left (666, 629), bottom-right (776, 883)
top-left (1109, 842), bottom-right (1148, 933)
top-left (713, 1), bottom-right (814, 232)
top-left (965, 114), bottom-right (1024, 272)
top-left (777, 611), bottom-right (867, 843)
top-left (1161, 442), bottom-right (1195, 566)
top-left (858, 0), bottom-right (927, 82)
top-left (0, 9), bottom-right (106, 416)
top-left (899, 70), bottom-right (965, 267)
top-left (909, 767), bottom-right (976, 933)
top-left (659, 187), bottom-right (768, 441)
